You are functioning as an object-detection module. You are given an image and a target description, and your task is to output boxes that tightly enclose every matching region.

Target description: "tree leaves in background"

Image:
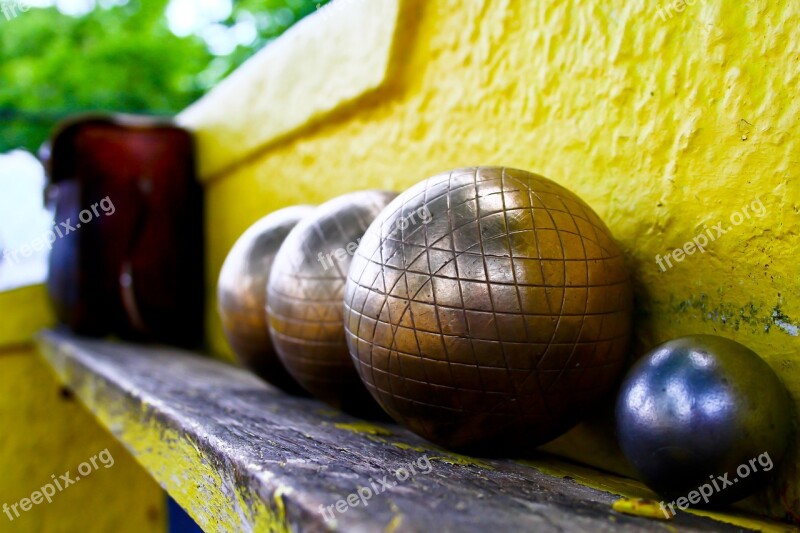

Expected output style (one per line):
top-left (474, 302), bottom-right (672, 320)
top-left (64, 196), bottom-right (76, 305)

top-left (0, 0), bottom-right (330, 153)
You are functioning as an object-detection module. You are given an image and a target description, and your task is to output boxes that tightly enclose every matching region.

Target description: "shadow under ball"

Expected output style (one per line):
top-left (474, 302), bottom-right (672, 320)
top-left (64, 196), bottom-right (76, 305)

top-left (267, 191), bottom-right (398, 416)
top-left (218, 205), bottom-right (315, 394)
top-left (616, 335), bottom-right (793, 505)
top-left (344, 167), bottom-right (633, 452)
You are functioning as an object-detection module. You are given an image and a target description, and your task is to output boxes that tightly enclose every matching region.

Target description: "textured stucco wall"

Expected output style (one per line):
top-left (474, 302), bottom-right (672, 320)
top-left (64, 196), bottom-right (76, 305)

top-left (0, 286), bottom-right (166, 532)
top-left (190, 0), bottom-right (800, 520)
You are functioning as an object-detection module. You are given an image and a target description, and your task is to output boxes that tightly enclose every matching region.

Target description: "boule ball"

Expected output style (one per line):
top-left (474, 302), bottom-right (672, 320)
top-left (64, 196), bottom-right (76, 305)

top-left (267, 191), bottom-right (398, 415)
top-left (218, 206), bottom-right (314, 394)
top-left (343, 166), bottom-right (633, 452)
top-left (616, 334), bottom-right (793, 505)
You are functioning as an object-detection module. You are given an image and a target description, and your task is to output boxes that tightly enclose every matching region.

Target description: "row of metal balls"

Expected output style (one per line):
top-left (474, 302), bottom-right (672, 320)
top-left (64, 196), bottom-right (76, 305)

top-left (217, 167), bottom-right (793, 507)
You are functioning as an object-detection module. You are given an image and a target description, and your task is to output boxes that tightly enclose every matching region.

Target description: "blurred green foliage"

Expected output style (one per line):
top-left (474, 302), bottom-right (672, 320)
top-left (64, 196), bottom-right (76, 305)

top-left (0, 0), bottom-right (330, 153)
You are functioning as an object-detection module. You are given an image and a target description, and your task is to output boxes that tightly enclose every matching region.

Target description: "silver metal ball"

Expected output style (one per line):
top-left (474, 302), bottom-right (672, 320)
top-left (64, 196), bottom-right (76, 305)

top-left (267, 191), bottom-right (398, 414)
top-left (218, 205), bottom-right (314, 393)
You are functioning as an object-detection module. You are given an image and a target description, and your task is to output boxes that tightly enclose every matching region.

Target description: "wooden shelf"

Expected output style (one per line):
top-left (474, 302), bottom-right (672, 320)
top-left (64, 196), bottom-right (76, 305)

top-left (36, 330), bottom-right (788, 532)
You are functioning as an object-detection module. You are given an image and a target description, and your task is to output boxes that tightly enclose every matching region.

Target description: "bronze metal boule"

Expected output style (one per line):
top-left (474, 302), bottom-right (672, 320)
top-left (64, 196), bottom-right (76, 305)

top-left (344, 167), bottom-right (633, 452)
top-left (267, 191), bottom-right (398, 416)
top-left (218, 205), bottom-right (315, 394)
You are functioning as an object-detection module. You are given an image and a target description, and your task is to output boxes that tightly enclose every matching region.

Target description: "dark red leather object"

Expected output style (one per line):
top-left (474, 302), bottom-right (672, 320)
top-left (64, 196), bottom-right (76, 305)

top-left (41, 114), bottom-right (204, 348)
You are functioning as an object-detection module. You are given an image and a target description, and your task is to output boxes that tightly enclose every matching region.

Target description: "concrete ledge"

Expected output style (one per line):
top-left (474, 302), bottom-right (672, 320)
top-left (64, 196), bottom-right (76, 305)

top-left (177, 0), bottom-right (402, 181)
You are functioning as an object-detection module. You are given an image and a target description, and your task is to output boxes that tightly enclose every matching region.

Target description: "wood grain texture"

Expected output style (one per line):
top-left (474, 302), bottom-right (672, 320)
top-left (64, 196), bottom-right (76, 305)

top-left (36, 330), bottom-right (767, 533)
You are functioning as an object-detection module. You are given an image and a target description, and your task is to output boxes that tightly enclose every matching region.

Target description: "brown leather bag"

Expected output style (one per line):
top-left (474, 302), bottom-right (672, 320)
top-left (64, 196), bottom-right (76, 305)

top-left (41, 114), bottom-right (204, 347)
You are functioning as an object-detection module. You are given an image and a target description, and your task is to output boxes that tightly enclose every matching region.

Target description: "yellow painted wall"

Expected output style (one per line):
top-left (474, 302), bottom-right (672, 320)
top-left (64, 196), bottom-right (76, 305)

top-left (187, 0), bottom-right (800, 521)
top-left (0, 286), bottom-right (166, 532)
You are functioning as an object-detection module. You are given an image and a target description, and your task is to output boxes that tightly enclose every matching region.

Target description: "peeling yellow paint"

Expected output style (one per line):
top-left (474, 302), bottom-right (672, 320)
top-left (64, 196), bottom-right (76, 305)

top-left (612, 498), bottom-right (673, 521)
top-left (428, 455), bottom-right (494, 471)
top-left (107, 401), bottom-right (288, 533)
top-left (334, 421), bottom-right (394, 437)
top-left (390, 442), bottom-right (430, 453)
top-left (40, 350), bottom-right (290, 533)
top-left (521, 457), bottom-right (796, 533)
top-left (271, 487), bottom-right (291, 533)
top-left (384, 513), bottom-right (404, 533)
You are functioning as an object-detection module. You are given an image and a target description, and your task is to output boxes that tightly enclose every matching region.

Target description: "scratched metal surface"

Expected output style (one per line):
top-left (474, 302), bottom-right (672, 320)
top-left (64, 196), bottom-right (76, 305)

top-left (36, 330), bottom-right (751, 533)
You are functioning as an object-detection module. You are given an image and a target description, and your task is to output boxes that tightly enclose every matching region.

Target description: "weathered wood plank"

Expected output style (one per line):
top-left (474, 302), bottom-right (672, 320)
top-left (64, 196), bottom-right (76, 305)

top-left (36, 330), bottom-right (765, 533)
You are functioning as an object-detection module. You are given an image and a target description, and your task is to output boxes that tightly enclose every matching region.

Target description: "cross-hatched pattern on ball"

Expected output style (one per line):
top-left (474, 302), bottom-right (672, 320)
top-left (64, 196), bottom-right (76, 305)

top-left (344, 167), bottom-right (632, 451)
top-left (267, 191), bottom-right (398, 413)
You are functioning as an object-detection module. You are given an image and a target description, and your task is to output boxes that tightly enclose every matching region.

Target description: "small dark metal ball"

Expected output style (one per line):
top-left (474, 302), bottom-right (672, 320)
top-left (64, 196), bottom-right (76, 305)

top-left (616, 334), bottom-right (794, 505)
top-left (218, 206), bottom-right (314, 393)
top-left (344, 167), bottom-right (633, 452)
top-left (267, 191), bottom-right (398, 415)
